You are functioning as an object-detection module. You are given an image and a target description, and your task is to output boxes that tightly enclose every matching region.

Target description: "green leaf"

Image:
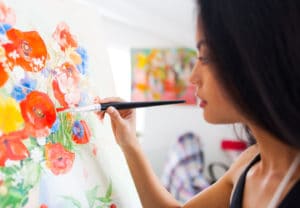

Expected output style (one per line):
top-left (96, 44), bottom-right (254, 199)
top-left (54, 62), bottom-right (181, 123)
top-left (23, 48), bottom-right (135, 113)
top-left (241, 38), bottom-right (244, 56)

top-left (105, 181), bottom-right (112, 198)
top-left (61, 196), bottom-right (82, 208)
top-left (97, 197), bottom-right (112, 203)
top-left (21, 196), bottom-right (29, 207)
top-left (85, 185), bottom-right (99, 208)
top-left (0, 187), bottom-right (25, 207)
top-left (48, 112), bottom-right (74, 151)
top-left (0, 166), bottom-right (20, 175)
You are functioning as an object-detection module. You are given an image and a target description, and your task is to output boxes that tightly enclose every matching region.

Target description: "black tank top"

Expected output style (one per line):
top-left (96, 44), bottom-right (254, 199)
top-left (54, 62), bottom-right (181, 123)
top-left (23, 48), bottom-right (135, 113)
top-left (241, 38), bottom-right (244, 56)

top-left (230, 155), bottom-right (300, 208)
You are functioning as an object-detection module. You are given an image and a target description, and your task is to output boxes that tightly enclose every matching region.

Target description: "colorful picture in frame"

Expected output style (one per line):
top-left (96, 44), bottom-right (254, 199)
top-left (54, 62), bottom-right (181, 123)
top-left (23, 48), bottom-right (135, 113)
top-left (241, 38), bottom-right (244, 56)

top-left (131, 48), bottom-right (197, 105)
top-left (0, 0), bottom-right (141, 207)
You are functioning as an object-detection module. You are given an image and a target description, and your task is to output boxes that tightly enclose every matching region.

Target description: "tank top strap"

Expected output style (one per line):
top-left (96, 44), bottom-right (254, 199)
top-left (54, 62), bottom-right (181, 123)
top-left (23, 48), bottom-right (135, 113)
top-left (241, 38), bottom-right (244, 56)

top-left (230, 154), bottom-right (261, 208)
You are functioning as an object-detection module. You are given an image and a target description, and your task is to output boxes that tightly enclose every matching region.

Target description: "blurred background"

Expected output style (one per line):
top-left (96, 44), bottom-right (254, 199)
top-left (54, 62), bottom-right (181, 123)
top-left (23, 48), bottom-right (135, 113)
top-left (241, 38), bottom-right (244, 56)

top-left (84, 0), bottom-right (248, 203)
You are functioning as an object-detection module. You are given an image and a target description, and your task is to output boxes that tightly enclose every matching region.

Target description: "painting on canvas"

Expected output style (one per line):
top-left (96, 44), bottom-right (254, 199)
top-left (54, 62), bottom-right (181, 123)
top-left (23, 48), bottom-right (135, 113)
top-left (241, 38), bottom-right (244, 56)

top-left (131, 48), bottom-right (197, 105)
top-left (0, 0), bottom-right (140, 207)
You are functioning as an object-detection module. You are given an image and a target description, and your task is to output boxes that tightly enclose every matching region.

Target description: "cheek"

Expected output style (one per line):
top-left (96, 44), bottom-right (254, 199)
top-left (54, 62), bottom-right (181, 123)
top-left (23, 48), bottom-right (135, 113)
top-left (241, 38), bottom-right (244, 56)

top-left (203, 84), bottom-right (242, 124)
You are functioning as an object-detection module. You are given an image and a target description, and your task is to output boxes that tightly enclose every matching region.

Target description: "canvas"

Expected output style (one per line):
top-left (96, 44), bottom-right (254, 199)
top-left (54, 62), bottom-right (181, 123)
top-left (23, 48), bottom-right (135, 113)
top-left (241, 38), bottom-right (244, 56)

top-left (0, 0), bottom-right (140, 207)
top-left (131, 48), bottom-right (197, 105)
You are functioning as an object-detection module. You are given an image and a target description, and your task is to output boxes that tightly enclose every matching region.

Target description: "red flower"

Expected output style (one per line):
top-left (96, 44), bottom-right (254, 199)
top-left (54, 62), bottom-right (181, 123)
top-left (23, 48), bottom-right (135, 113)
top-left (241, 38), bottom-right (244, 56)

top-left (52, 80), bottom-right (68, 107)
top-left (45, 143), bottom-right (75, 175)
top-left (0, 121), bottom-right (30, 166)
top-left (0, 63), bottom-right (9, 87)
top-left (20, 91), bottom-right (56, 137)
top-left (3, 28), bottom-right (48, 72)
top-left (110, 204), bottom-right (117, 208)
top-left (72, 120), bottom-right (91, 144)
top-left (39, 204), bottom-right (48, 208)
top-left (0, 137), bottom-right (29, 166)
top-left (52, 22), bottom-right (78, 51)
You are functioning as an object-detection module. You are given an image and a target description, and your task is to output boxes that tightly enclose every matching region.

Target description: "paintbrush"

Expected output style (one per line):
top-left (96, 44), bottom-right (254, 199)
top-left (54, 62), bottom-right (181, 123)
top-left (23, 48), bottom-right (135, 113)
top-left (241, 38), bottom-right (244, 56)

top-left (58, 100), bottom-right (186, 113)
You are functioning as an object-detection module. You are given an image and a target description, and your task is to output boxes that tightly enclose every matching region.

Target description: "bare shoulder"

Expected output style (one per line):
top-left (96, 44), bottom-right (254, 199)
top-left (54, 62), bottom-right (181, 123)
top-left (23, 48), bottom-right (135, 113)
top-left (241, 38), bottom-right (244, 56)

top-left (183, 144), bottom-right (259, 208)
top-left (227, 144), bottom-right (259, 180)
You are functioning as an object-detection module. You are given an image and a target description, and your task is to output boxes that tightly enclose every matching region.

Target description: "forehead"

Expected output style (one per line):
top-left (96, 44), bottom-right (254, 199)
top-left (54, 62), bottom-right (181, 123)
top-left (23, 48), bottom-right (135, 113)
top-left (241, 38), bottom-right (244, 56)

top-left (196, 20), bottom-right (206, 45)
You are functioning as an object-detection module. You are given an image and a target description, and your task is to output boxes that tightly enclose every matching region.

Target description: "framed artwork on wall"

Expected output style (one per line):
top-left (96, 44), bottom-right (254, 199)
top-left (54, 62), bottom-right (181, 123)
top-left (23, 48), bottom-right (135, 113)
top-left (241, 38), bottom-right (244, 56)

top-left (131, 48), bottom-right (197, 105)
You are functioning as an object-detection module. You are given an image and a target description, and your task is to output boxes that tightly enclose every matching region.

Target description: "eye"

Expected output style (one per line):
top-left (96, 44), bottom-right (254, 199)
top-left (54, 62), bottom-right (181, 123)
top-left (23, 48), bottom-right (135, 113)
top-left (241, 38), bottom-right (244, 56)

top-left (198, 56), bottom-right (209, 64)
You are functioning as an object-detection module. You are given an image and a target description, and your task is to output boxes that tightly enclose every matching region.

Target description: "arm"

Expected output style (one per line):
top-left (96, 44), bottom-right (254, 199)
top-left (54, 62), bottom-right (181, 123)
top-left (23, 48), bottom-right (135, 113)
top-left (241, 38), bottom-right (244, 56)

top-left (96, 97), bottom-right (180, 208)
top-left (123, 142), bottom-right (181, 208)
top-left (124, 140), bottom-right (239, 208)
top-left (183, 144), bottom-right (259, 208)
top-left (183, 170), bottom-right (233, 207)
top-left (96, 97), bottom-right (258, 208)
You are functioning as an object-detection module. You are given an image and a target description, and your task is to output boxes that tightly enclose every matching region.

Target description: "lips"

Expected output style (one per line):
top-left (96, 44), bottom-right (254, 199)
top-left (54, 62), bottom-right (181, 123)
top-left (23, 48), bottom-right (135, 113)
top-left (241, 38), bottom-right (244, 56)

top-left (200, 100), bottom-right (207, 108)
top-left (195, 91), bottom-right (207, 108)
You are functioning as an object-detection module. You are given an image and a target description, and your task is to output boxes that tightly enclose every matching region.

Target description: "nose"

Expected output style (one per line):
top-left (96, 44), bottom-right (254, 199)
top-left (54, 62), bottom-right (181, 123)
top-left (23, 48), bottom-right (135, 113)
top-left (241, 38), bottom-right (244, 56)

top-left (189, 61), bottom-right (201, 86)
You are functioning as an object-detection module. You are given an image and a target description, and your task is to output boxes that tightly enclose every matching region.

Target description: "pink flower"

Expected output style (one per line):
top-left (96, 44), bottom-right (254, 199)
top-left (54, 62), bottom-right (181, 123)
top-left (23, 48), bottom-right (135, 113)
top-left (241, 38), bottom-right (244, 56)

top-left (0, 2), bottom-right (16, 25)
top-left (52, 63), bottom-right (81, 107)
top-left (45, 143), bottom-right (75, 175)
top-left (52, 22), bottom-right (77, 51)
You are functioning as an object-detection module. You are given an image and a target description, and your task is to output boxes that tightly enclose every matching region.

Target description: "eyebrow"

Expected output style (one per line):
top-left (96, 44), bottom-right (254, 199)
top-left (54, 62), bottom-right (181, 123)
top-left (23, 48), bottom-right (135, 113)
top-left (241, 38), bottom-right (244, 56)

top-left (196, 40), bottom-right (206, 50)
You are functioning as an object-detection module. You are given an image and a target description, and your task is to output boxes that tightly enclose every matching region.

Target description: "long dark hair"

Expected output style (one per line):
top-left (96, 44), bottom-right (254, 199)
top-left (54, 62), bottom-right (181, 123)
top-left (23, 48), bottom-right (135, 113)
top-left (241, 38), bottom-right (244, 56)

top-left (196, 0), bottom-right (300, 147)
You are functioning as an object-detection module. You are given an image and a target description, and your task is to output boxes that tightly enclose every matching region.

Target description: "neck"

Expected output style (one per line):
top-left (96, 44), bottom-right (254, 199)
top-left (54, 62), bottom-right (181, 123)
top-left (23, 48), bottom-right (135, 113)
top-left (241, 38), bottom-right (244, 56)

top-left (248, 124), bottom-right (300, 173)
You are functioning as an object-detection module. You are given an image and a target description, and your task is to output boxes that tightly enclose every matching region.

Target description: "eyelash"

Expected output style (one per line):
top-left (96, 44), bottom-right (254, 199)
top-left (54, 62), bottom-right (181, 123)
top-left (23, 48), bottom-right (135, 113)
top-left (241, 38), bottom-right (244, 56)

top-left (198, 56), bottom-right (209, 64)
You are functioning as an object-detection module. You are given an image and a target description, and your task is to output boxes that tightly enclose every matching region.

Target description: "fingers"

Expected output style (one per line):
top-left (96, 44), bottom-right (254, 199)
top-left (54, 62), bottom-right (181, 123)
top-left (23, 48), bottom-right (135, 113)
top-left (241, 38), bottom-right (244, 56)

top-left (93, 96), bottom-right (101, 103)
top-left (94, 96), bottom-right (126, 121)
top-left (106, 106), bottom-right (124, 125)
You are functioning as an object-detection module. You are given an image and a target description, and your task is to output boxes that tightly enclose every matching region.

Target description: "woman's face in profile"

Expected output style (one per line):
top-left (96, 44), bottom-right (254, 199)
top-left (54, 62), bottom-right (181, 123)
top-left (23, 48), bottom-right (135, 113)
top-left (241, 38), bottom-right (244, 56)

top-left (190, 20), bottom-right (244, 124)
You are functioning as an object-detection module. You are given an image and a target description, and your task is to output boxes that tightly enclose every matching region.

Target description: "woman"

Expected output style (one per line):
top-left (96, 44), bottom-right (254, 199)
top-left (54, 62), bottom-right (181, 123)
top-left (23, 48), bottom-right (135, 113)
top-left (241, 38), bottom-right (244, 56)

top-left (96, 0), bottom-right (300, 207)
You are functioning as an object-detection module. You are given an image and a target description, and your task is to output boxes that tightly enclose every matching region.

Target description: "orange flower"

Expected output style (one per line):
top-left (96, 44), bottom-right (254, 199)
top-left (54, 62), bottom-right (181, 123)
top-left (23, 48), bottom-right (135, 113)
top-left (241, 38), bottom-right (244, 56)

top-left (3, 28), bottom-right (48, 72)
top-left (45, 143), bottom-right (75, 175)
top-left (52, 22), bottom-right (78, 51)
top-left (0, 63), bottom-right (8, 87)
top-left (20, 91), bottom-right (56, 137)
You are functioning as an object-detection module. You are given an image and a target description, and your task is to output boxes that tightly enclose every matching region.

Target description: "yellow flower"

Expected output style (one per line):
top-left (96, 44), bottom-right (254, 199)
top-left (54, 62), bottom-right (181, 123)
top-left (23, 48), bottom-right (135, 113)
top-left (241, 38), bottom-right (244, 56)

top-left (0, 96), bottom-right (24, 134)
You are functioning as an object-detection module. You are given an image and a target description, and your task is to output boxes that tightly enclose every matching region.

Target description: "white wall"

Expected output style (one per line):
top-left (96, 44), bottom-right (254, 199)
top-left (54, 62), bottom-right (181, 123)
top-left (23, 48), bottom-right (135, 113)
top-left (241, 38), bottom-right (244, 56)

top-left (92, 0), bottom-right (240, 180)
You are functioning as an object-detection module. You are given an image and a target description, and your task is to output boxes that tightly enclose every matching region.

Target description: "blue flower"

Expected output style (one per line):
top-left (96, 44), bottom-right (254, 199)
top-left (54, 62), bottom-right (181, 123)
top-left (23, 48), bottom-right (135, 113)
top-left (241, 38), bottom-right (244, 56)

top-left (0, 24), bottom-right (12, 34)
top-left (51, 118), bottom-right (60, 133)
top-left (72, 121), bottom-right (84, 138)
top-left (11, 86), bottom-right (25, 101)
top-left (75, 47), bottom-right (88, 75)
top-left (11, 77), bottom-right (37, 101)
